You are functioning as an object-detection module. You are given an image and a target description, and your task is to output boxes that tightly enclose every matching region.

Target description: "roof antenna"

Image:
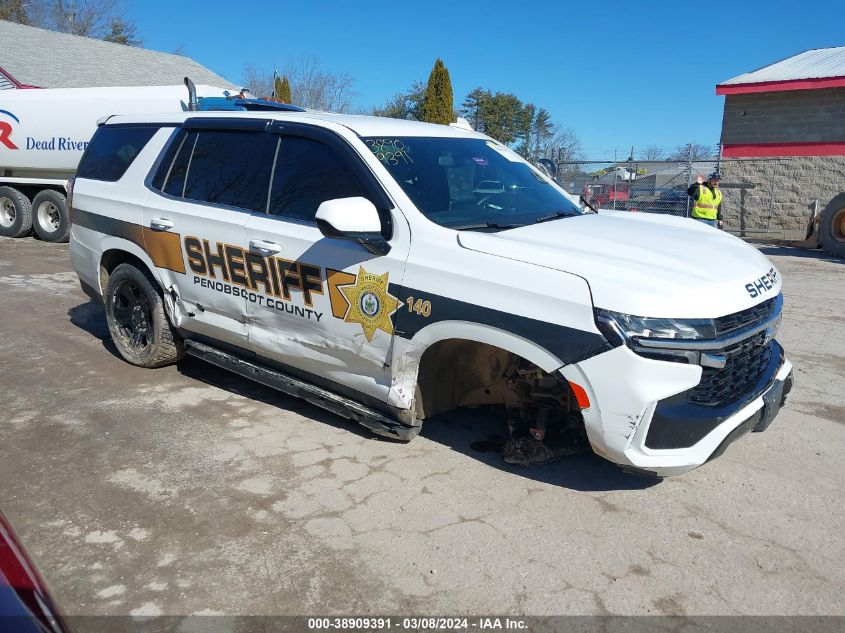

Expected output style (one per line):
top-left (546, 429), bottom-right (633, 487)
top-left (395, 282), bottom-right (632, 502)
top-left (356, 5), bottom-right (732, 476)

top-left (184, 77), bottom-right (198, 111)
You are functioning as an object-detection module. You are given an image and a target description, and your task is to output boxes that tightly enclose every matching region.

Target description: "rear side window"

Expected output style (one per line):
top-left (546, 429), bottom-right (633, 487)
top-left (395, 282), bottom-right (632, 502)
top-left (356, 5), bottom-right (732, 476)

top-left (268, 136), bottom-right (366, 223)
top-left (77, 126), bottom-right (157, 182)
top-left (154, 129), bottom-right (277, 214)
top-left (162, 131), bottom-right (197, 198)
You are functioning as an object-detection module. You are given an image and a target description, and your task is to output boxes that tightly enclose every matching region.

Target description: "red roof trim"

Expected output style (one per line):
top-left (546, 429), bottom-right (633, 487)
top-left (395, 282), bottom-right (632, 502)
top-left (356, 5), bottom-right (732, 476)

top-left (0, 67), bottom-right (38, 89)
top-left (722, 142), bottom-right (845, 157)
top-left (716, 76), bottom-right (845, 95)
top-left (0, 66), bottom-right (24, 88)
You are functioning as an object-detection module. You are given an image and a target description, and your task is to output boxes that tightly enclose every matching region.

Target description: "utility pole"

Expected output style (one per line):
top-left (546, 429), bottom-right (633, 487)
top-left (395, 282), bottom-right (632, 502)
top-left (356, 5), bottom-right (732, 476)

top-left (612, 149), bottom-right (618, 211)
top-left (685, 143), bottom-right (693, 218)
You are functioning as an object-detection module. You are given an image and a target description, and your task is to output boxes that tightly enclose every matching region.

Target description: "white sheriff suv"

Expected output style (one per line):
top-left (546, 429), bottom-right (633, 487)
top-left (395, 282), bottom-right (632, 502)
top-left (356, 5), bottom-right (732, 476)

top-left (68, 110), bottom-right (793, 477)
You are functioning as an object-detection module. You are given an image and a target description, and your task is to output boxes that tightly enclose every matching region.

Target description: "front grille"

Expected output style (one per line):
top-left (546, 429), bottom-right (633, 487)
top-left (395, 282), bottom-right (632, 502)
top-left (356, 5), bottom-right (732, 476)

top-left (689, 331), bottom-right (773, 407)
top-left (714, 297), bottom-right (776, 337)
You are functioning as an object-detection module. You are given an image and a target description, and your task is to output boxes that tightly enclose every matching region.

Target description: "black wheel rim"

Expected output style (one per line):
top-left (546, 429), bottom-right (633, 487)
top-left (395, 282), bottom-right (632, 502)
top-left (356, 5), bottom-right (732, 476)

top-left (112, 280), bottom-right (154, 352)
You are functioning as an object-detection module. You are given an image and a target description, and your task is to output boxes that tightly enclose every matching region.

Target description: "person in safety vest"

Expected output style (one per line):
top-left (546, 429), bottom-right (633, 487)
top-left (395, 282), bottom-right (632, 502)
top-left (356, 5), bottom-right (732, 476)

top-left (687, 172), bottom-right (723, 228)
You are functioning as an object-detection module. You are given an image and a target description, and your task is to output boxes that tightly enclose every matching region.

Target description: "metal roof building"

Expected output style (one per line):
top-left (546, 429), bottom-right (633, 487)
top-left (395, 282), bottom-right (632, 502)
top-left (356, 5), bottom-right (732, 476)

top-left (716, 46), bottom-right (845, 157)
top-left (717, 46), bottom-right (845, 95)
top-left (0, 20), bottom-right (237, 90)
top-left (714, 46), bottom-right (845, 237)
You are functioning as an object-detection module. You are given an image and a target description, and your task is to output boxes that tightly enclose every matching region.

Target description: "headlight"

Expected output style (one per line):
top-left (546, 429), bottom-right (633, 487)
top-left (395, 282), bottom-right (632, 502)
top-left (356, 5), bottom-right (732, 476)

top-left (595, 309), bottom-right (716, 345)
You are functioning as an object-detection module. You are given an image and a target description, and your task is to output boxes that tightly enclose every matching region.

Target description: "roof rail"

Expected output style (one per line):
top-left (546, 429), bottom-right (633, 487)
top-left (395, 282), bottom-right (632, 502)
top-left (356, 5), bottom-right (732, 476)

top-left (197, 96), bottom-right (306, 113)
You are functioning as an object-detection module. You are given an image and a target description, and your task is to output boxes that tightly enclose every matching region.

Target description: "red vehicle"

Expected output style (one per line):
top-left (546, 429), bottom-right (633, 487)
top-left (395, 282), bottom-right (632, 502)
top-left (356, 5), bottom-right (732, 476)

top-left (0, 512), bottom-right (70, 633)
top-left (583, 182), bottom-right (629, 209)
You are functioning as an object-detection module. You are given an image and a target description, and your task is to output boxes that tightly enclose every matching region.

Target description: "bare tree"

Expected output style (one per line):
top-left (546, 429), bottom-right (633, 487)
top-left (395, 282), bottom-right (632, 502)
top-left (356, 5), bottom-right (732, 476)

top-left (639, 145), bottom-right (665, 160)
top-left (668, 142), bottom-right (714, 161)
top-left (542, 126), bottom-right (583, 162)
top-left (21, 1), bottom-right (140, 43)
top-left (285, 56), bottom-right (355, 112)
top-left (242, 57), bottom-right (356, 112)
top-left (242, 64), bottom-right (273, 98)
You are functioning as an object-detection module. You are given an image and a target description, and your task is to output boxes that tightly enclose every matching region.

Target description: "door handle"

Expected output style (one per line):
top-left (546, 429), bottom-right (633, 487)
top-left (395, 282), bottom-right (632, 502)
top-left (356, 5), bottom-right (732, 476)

top-left (249, 239), bottom-right (283, 254)
top-left (150, 217), bottom-right (174, 230)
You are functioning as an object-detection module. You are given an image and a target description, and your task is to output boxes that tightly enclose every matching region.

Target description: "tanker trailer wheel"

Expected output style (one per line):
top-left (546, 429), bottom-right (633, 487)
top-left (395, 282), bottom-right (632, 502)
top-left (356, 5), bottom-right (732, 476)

top-left (820, 192), bottom-right (845, 259)
top-left (0, 186), bottom-right (33, 238)
top-left (31, 190), bottom-right (69, 243)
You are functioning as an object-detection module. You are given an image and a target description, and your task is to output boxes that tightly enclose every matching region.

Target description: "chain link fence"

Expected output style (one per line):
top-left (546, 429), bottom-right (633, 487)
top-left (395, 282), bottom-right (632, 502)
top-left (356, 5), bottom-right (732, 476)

top-left (553, 156), bottom-right (831, 241)
top-left (556, 159), bottom-right (716, 217)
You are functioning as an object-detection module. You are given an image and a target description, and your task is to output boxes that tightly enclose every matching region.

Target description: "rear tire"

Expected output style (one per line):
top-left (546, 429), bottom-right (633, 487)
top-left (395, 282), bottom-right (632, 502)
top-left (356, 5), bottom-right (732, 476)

top-left (0, 186), bottom-right (32, 238)
top-left (31, 190), bottom-right (69, 243)
top-left (820, 192), bottom-right (845, 258)
top-left (104, 263), bottom-right (184, 368)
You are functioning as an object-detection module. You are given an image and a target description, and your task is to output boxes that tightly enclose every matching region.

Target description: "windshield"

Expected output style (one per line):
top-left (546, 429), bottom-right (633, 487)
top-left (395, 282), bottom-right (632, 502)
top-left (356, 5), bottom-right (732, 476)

top-left (362, 136), bottom-right (583, 231)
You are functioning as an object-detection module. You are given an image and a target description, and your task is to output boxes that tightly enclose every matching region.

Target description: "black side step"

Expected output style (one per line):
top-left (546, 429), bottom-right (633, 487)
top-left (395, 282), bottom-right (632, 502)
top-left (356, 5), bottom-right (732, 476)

top-left (184, 340), bottom-right (419, 441)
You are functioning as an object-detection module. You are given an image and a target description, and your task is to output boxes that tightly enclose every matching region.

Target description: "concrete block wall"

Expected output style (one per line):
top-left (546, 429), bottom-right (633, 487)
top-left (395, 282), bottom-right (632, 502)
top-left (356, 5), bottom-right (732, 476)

top-left (721, 88), bottom-right (845, 144)
top-left (719, 156), bottom-right (845, 234)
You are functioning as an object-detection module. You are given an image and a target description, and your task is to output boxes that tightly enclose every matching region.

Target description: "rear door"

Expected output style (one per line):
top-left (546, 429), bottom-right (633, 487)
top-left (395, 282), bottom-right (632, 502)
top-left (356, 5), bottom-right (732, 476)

top-left (243, 123), bottom-right (409, 401)
top-left (143, 119), bottom-right (277, 347)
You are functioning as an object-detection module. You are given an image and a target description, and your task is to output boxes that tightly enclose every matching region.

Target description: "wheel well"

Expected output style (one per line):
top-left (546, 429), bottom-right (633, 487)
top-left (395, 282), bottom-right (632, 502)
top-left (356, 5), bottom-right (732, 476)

top-left (415, 339), bottom-right (582, 427)
top-left (99, 250), bottom-right (156, 294)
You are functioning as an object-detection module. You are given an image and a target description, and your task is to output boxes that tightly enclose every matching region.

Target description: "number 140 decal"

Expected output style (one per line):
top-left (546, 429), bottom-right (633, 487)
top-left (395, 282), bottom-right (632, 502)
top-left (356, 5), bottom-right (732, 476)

top-left (405, 296), bottom-right (432, 317)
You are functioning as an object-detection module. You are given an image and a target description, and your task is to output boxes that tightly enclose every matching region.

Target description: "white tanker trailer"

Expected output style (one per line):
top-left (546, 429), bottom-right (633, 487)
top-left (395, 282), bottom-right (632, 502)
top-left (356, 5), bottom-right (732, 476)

top-left (0, 83), bottom-right (231, 242)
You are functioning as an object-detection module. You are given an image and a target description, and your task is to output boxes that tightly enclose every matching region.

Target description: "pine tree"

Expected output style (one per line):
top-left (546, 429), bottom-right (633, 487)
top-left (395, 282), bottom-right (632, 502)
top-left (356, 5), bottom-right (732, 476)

top-left (532, 108), bottom-right (553, 159)
top-left (0, 0), bottom-right (28, 23)
top-left (461, 87), bottom-right (490, 131)
top-left (420, 58), bottom-right (454, 125)
top-left (103, 19), bottom-right (141, 46)
top-left (279, 76), bottom-right (292, 103)
top-left (274, 76), bottom-right (284, 100)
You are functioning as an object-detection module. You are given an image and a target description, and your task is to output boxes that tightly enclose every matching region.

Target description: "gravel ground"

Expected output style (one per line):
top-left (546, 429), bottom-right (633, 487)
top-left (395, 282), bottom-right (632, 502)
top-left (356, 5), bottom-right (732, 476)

top-left (0, 236), bottom-right (843, 617)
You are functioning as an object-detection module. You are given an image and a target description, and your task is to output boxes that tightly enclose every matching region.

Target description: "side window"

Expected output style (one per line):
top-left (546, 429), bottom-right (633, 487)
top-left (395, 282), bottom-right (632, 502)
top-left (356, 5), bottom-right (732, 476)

top-left (151, 129), bottom-right (188, 191)
top-left (181, 130), bottom-right (277, 213)
top-left (77, 125), bottom-right (157, 182)
top-left (162, 131), bottom-right (197, 198)
top-left (268, 136), bottom-right (366, 223)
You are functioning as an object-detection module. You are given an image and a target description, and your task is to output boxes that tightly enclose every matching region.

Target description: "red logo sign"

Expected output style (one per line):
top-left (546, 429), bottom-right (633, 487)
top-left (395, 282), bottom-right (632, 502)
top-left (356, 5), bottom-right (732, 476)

top-left (0, 110), bottom-right (20, 150)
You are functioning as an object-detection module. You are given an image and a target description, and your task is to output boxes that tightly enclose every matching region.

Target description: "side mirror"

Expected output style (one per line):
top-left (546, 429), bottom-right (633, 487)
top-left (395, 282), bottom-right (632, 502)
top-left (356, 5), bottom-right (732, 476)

top-left (315, 197), bottom-right (391, 256)
top-left (580, 195), bottom-right (599, 212)
top-left (536, 158), bottom-right (558, 182)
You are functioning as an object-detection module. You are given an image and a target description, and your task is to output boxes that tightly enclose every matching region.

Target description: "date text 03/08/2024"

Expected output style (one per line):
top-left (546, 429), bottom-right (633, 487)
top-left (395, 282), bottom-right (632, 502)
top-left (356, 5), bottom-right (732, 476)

top-left (307, 617), bottom-right (529, 630)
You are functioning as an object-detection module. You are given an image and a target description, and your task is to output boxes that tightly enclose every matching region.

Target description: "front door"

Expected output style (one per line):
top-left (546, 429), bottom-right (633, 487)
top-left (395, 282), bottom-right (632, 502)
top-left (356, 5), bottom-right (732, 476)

top-left (143, 123), bottom-right (278, 347)
top-left (244, 126), bottom-right (409, 402)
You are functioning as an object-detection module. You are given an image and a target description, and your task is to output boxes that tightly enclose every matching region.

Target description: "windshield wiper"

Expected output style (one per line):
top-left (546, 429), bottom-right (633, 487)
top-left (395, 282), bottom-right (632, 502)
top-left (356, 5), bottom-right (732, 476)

top-left (449, 221), bottom-right (525, 231)
top-left (534, 210), bottom-right (578, 224)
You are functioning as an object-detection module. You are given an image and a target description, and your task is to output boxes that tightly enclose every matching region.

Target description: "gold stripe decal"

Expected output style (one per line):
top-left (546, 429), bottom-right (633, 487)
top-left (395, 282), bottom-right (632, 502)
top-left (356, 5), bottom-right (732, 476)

top-left (142, 227), bottom-right (186, 274)
top-left (71, 208), bottom-right (185, 274)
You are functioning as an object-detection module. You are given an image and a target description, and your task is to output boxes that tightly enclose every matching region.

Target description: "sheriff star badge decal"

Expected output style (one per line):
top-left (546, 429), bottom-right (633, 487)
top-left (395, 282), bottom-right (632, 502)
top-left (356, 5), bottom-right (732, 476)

top-left (339, 267), bottom-right (402, 342)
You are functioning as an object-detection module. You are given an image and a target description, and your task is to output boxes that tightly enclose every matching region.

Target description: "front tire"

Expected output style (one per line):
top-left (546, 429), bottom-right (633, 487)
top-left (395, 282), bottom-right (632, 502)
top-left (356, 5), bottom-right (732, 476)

top-left (820, 192), bottom-right (845, 258)
top-left (31, 190), bottom-right (69, 243)
top-left (0, 186), bottom-right (32, 238)
top-left (105, 264), bottom-right (184, 368)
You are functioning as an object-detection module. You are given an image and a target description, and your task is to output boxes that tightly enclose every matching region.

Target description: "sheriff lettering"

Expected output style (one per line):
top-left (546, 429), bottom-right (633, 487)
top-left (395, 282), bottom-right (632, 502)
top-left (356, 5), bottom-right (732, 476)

top-left (745, 267), bottom-right (779, 299)
top-left (184, 236), bottom-right (324, 321)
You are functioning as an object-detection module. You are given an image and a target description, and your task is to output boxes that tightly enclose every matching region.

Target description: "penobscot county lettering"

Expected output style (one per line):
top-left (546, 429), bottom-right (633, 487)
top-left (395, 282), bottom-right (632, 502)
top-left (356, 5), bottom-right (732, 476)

top-left (185, 237), bottom-right (324, 322)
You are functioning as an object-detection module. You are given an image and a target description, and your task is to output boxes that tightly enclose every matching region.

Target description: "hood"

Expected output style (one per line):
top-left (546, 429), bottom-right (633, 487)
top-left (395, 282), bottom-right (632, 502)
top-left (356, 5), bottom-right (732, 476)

top-left (457, 211), bottom-right (781, 318)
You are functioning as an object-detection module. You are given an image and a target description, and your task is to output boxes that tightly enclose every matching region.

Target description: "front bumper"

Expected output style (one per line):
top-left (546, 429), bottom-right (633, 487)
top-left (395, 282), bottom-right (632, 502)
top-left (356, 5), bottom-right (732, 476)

top-left (562, 342), bottom-right (793, 477)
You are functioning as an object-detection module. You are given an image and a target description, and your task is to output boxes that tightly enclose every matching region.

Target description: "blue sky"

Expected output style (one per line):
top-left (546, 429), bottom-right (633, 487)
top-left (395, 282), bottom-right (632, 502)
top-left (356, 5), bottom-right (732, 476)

top-left (129, 0), bottom-right (844, 159)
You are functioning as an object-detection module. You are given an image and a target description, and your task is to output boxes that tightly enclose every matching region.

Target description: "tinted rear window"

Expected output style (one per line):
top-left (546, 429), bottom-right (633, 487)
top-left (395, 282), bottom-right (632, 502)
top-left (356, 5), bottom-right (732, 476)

top-left (182, 131), bottom-right (277, 213)
top-left (77, 126), bottom-right (157, 182)
top-left (153, 130), bottom-right (277, 214)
